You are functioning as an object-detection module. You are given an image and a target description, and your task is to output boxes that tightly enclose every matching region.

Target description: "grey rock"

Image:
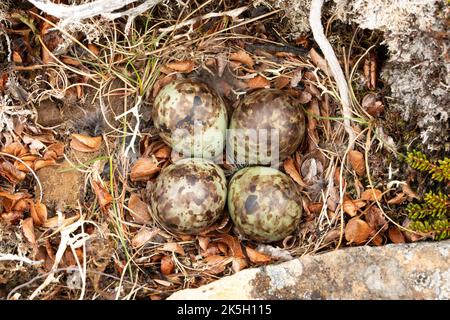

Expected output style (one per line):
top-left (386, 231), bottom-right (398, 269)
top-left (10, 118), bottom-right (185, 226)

top-left (168, 241), bottom-right (450, 299)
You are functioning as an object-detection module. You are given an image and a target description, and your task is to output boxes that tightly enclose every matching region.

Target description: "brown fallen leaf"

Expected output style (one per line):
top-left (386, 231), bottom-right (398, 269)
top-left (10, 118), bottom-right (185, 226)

top-left (34, 159), bottom-right (57, 170)
top-left (343, 199), bottom-right (358, 217)
top-left (371, 234), bottom-right (384, 246)
top-left (128, 193), bottom-right (151, 223)
top-left (229, 50), bottom-right (254, 68)
top-left (360, 189), bottom-right (383, 202)
top-left (275, 75), bottom-right (291, 90)
top-left (30, 201), bottom-right (48, 226)
top-left (308, 202), bottom-right (323, 214)
top-left (154, 146), bottom-right (172, 159)
top-left (0, 160), bottom-right (26, 182)
top-left (2, 142), bottom-right (28, 157)
top-left (388, 226), bottom-right (406, 244)
top-left (130, 158), bottom-right (160, 182)
top-left (231, 257), bottom-right (248, 273)
top-left (131, 227), bottom-right (159, 248)
top-left (365, 206), bottom-right (387, 230)
top-left (387, 192), bottom-right (407, 205)
top-left (70, 134), bottom-right (102, 152)
top-left (197, 236), bottom-right (210, 252)
top-left (153, 279), bottom-right (172, 287)
top-left (22, 217), bottom-right (36, 244)
top-left (246, 75), bottom-right (270, 89)
top-left (160, 255), bottom-right (175, 275)
top-left (204, 255), bottom-right (232, 274)
top-left (214, 234), bottom-right (244, 258)
top-left (309, 48), bottom-right (330, 74)
top-left (165, 60), bottom-right (195, 73)
top-left (284, 157), bottom-right (309, 187)
top-left (158, 242), bottom-right (186, 256)
top-left (348, 150), bottom-right (366, 176)
top-left (92, 180), bottom-right (112, 209)
top-left (402, 183), bottom-right (419, 200)
top-left (245, 246), bottom-right (271, 264)
top-left (345, 217), bottom-right (372, 244)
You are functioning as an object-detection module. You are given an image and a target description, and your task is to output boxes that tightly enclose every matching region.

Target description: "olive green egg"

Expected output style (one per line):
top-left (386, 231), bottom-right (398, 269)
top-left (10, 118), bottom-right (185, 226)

top-left (152, 79), bottom-right (228, 159)
top-left (227, 166), bottom-right (302, 242)
top-left (151, 158), bottom-right (227, 234)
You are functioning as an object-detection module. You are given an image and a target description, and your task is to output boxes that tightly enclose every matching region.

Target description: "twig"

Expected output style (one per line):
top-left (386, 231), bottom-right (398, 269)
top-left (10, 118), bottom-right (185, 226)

top-left (159, 5), bottom-right (249, 33)
top-left (27, 0), bottom-right (163, 24)
top-left (0, 253), bottom-right (43, 266)
top-left (309, 0), bottom-right (355, 149)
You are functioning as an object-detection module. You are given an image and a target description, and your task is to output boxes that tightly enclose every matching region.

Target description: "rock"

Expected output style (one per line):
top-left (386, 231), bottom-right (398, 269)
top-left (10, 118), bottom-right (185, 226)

top-left (168, 241), bottom-right (450, 299)
top-left (260, 0), bottom-right (449, 151)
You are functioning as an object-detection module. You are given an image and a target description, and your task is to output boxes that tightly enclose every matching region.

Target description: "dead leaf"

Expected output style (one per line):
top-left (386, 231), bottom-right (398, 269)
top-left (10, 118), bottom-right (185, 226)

top-left (160, 255), bottom-right (175, 275)
top-left (387, 192), bottom-right (407, 205)
top-left (214, 234), bottom-right (244, 258)
top-left (348, 150), bottom-right (366, 176)
top-left (365, 206), bottom-right (387, 230)
top-left (231, 257), bottom-right (248, 273)
top-left (130, 158), bottom-right (160, 182)
top-left (229, 50), bottom-right (254, 68)
top-left (153, 279), bottom-right (172, 287)
top-left (345, 217), bottom-right (372, 244)
top-left (275, 75), bottom-right (290, 90)
top-left (131, 227), bottom-right (159, 248)
top-left (158, 242), bottom-right (185, 256)
top-left (22, 217), bottom-right (36, 244)
top-left (0, 160), bottom-right (26, 182)
top-left (388, 226), bottom-right (406, 244)
top-left (284, 157), bottom-right (309, 187)
top-left (402, 184), bottom-right (419, 200)
top-left (245, 246), bottom-right (271, 264)
top-left (154, 146), bottom-right (171, 159)
top-left (343, 199), bottom-right (358, 217)
top-left (92, 180), bottom-right (112, 209)
top-left (128, 193), bottom-right (151, 223)
top-left (2, 142), bottom-right (28, 157)
top-left (361, 93), bottom-right (384, 117)
top-left (198, 236), bottom-right (210, 252)
top-left (246, 75), bottom-right (270, 89)
top-left (204, 255), bottom-right (232, 274)
top-left (70, 134), bottom-right (102, 152)
top-left (30, 201), bottom-right (48, 226)
top-left (34, 159), bottom-right (57, 170)
top-left (165, 60), bottom-right (195, 73)
top-left (308, 202), bottom-right (323, 214)
top-left (371, 234), bottom-right (384, 246)
top-left (309, 48), bottom-right (330, 74)
top-left (360, 189), bottom-right (383, 202)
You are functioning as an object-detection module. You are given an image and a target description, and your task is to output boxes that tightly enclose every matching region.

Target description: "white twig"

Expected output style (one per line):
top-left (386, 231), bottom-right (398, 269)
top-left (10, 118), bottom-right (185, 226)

top-left (309, 0), bottom-right (355, 149)
top-left (27, 0), bottom-right (163, 24)
top-left (115, 96), bottom-right (142, 158)
top-left (0, 254), bottom-right (43, 266)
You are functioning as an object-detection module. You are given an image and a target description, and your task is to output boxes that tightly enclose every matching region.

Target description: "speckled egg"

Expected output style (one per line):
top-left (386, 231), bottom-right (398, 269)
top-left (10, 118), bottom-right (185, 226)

top-left (152, 79), bottom-right (228, 159)
top-left (227, 89), bottom-right (306, 165)
top-left (151, 158), bottom-right (227, 234)
top-left (228, 166), bottom-right (302, 242)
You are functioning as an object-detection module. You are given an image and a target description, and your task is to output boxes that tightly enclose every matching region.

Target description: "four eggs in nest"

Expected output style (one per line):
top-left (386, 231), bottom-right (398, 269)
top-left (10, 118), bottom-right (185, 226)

top-left (150, 79), bottom-right (307, 243)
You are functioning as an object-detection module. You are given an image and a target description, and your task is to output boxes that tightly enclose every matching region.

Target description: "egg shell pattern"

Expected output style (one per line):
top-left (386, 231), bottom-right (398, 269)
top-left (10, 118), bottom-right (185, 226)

top-left (152, 79), bottom-right (228, 159)
top-left (228, 166), bottom-right (303, 242)
top-left (228, 89), bottom-right (306, 165)
top-left (151, 158), bottom-right (227, 234)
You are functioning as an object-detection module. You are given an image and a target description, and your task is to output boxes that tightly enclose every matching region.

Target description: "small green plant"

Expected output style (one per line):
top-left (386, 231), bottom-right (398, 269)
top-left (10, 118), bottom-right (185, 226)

top-left (405, 150), bottom-right (450, 240)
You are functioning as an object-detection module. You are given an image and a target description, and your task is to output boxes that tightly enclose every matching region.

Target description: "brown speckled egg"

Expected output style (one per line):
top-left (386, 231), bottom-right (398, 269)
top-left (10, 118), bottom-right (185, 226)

top-left (228, 166), bottom-right (302, 242)
top-left (227, 89), bottom-right (306, 165)
top-left (152, 79), bottom-right (228, 159)
top-left (151, 158), bottom-right (227, 234)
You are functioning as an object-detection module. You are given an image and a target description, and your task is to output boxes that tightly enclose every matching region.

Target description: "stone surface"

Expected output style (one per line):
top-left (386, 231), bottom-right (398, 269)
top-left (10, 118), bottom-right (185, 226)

top-left (259, 0), bottom-right (449, 151)
top-left (168, 241), bottom-right (450, 300)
